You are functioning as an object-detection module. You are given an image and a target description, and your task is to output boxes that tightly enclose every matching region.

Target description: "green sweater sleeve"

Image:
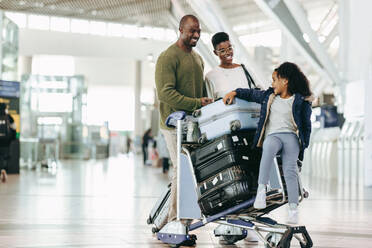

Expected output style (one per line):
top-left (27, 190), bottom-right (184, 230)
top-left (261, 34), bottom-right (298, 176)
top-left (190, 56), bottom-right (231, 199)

top-left (155, 55), bottom-right (202, 111)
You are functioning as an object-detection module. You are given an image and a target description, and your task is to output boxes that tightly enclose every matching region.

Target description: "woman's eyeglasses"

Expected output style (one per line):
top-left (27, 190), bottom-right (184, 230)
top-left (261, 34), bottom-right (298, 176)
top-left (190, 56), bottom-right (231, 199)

top-left (216, 45), bottom-right (234, 56)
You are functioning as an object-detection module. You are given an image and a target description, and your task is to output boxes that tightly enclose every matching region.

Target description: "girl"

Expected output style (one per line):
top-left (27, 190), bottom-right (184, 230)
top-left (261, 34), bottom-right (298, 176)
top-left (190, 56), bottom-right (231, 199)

top-left (223, 62), bottom-right (313, 224)
top-left (205, 32), bottom-right (261, 99)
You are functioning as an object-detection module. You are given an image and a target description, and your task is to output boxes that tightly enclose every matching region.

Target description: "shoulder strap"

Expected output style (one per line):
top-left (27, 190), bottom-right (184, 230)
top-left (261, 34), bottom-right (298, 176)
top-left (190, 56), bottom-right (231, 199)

top-left (241, 64), bottom-right (257, 89)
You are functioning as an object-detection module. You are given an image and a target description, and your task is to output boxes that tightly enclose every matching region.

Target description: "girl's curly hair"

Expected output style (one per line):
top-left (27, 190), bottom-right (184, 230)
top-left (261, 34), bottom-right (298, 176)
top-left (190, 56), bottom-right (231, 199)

top-left (275, 62), bottom-right (312, 97)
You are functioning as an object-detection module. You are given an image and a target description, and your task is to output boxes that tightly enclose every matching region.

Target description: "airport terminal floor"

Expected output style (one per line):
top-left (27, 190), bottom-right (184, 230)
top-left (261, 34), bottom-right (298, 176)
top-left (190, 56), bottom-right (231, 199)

top-left (0, 155), bottom-right (371, 248)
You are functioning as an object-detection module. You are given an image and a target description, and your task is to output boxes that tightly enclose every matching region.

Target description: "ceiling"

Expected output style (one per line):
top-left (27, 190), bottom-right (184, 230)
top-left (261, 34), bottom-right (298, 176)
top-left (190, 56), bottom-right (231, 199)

top-left (1, 0), bottom-right (338, 93)
top-left (0, 0), bottom-right (336, 34)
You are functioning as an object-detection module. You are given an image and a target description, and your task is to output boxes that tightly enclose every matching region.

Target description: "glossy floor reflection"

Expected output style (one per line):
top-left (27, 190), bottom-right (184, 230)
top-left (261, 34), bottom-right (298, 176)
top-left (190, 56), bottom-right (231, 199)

top-left (0, 154), bottom-right (371, 247)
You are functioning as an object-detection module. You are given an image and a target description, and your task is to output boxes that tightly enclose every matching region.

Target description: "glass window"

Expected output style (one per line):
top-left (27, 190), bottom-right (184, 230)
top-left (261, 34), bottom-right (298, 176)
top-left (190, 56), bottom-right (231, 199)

top-left (138, 26), bottom-right (153, 39)
top-left (151, 27), bottom-right (165, 40)
top-left (5, 12), bottom-right (27, 28)
top-left (107, 23), bottom-right (123, 37)
top-left (240, 29), bottom-right (282, 47)
top-left (28, 14), bottom-right (49, 30)
top-left (122, 24), bottom-right (139, 38)
top-left (50, 17), bottom-right (70, 32)
top-left (70, 19), bottom-right (89, 34)
top-left (90, 21), bottom-right (106, 36)
top-left (165, 29), bottom-right (177, 42)
top-left (37, 93), bottom-right (73, 112)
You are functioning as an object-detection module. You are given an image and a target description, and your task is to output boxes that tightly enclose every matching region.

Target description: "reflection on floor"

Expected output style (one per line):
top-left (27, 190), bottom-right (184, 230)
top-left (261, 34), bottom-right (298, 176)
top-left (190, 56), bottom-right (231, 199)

top-left (0, 154), bottom-right (371, 247)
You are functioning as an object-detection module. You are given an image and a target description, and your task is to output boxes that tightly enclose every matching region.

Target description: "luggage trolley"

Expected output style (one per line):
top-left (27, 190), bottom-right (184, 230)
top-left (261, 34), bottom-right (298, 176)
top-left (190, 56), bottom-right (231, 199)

top-left (148, 111), bottom-right (313, 248)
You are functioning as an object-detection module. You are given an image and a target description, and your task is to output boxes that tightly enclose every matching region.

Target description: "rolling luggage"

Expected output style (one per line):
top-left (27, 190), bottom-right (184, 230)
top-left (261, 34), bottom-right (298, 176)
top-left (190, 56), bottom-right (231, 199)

top-left (147, 184), bottom-right (170, 233)
top-left (191, 132), bottom-right (256, 167)
top-left (194, 98), bottom-right (260, 142)
top-left (197, 166), bottom-right (253, 216)
top-left (191, 132), bottom-right (261, 182)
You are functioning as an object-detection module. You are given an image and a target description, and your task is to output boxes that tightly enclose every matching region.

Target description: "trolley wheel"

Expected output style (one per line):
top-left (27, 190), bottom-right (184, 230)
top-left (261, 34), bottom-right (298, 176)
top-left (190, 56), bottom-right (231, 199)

top-left (265, 232), bottom-right (288, 248)
top-left (151, 227), bottom-right (158, 234)
top-left (170, 235), bottom-right (197, 247)
top-left (147, 217), bottom-right (152, 225)
top-left (221, 234), bottom-right (247, 245)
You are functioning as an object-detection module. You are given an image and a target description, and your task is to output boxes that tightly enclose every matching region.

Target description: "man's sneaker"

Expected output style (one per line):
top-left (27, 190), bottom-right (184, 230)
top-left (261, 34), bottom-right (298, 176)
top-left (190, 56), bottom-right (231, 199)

top-left (287, 203), bottom-right (299, 224)
top-left (253, 184), bottom-right (266, 209)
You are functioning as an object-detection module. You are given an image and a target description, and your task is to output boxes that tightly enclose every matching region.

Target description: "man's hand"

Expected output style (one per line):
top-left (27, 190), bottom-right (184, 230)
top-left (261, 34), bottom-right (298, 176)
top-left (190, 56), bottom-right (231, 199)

top-left (200, 97), bottom-right (213, 106)
top-left (223, 91), bottom-right (237, 105)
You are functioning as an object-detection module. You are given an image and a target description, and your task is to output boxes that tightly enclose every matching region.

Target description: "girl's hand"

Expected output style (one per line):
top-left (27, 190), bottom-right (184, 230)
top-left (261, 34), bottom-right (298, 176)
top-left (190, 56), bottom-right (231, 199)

top-left (223, 91), bottom-right (237, 105)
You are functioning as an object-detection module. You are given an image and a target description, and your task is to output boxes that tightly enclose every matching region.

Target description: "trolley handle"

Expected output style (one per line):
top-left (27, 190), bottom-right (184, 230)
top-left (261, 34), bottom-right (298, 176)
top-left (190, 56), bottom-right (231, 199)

top-left (165, 111), bottom-right (186, 128)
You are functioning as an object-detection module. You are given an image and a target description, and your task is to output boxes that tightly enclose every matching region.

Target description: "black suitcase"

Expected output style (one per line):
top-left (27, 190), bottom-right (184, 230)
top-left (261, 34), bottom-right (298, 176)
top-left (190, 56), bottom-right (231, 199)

top-left (147, 184), bottom-right (170, 233)
top-left (197, 166), bottom-right (258, 216)
top-left (194, 148), bottom-right (260, 182)
top-left (197, 165), bottom-right (247, 196)
top-left (198, 180), bottom-right (252, 216)
top-left (191, 131), bottom-right (256, 167)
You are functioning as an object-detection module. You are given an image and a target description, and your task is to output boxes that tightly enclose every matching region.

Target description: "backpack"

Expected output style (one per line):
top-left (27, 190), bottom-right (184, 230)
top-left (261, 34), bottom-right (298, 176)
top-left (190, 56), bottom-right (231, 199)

top-left (0, 115), bottom-right (11, 143)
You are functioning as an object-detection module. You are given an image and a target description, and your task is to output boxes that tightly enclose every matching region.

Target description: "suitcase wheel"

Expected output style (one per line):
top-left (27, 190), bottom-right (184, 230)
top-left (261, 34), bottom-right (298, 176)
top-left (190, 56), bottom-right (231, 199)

top-left (230, 120), bottom-right (241, 132)
top-left (198, 134), bottom-right (207, 144)
top-left (193, 109), bottom-right (201, 117)
top-left (147, 217), bottom-right (152, 225)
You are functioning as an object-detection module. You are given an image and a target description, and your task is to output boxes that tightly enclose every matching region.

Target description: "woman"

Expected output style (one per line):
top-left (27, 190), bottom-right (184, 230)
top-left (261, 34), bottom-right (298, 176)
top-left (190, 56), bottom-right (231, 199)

top-left (205, 32), bottom-right (260, 99)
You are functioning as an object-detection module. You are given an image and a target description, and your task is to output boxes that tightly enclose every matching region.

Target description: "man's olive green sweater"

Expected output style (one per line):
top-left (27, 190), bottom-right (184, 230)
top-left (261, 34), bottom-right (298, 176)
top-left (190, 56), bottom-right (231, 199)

top-left (155, 44), bottom-right (206, 130)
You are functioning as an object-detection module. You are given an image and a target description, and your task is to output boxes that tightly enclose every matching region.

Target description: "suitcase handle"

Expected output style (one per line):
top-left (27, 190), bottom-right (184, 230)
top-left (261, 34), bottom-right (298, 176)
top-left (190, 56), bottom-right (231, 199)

top-left (198, 147), bottom-right (219, 161)
top-left (210, 191), bottom-right (225, 204)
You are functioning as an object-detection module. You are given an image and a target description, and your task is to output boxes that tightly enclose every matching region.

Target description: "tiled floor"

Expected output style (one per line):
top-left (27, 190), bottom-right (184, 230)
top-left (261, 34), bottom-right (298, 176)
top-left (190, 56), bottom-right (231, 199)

top-left (0, 154), bottom-right (371, 247)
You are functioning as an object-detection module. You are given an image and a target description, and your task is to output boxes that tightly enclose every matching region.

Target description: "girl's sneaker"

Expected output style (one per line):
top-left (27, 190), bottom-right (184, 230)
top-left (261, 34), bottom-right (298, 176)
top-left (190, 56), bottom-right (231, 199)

top-left (287, 203), bottom-right (299, 224)
top-left (253, 184), bottom-right (266, 209)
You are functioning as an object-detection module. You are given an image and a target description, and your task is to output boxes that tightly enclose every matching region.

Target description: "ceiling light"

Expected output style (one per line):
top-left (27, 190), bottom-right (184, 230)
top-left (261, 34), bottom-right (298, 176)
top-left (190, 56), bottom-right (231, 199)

top-left (303, 33), bottom-right (310, 43)
top-left (18, 0), bottom-right (26, 6)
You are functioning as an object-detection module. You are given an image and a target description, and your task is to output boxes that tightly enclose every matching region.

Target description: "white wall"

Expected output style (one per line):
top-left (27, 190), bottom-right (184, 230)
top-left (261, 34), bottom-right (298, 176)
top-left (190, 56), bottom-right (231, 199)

top-left (74, 57), bottom-right (135, 86)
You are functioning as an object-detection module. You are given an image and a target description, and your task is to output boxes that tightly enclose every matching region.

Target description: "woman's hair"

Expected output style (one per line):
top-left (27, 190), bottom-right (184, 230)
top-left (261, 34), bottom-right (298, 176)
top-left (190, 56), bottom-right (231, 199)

top-left (275, 62), bottom-right (312, 97)
top-left (211, 32), bottom-right (229, 49)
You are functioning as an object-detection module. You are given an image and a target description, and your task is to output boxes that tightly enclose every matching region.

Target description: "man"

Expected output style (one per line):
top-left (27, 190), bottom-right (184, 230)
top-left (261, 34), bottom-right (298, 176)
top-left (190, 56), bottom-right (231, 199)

top-left (155, 15), bottom-right (212, 227)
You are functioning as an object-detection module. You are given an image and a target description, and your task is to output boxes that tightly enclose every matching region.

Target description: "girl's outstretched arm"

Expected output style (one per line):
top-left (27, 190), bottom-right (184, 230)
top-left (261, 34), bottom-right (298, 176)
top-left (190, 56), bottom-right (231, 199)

top-left (235, 88), bottom-right (267, 104)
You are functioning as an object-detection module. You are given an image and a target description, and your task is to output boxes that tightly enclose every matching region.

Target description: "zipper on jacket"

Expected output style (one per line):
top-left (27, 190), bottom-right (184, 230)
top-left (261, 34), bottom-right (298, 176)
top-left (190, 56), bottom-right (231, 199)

top-left (291, 95), bottom-right (302, 148)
